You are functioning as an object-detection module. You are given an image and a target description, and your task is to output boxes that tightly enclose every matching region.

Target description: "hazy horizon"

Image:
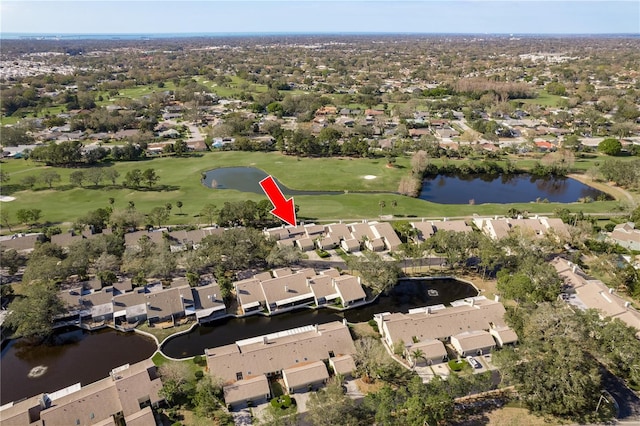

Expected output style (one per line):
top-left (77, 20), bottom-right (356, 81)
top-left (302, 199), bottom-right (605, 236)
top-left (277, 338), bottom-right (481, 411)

top-left (2, 1), bottom-right (639, 36)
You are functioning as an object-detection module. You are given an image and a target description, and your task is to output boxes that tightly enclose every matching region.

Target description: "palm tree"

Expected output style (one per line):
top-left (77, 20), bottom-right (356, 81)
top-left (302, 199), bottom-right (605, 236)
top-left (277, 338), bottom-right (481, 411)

top-left (379, 200), bottom-right (386, 216)
top-left (411, 348), bottom-right (425, 369)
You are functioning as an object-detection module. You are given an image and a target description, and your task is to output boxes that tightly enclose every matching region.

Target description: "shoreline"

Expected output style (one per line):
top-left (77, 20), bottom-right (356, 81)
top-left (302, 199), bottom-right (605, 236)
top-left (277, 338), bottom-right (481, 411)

top-left (568, 173), bottom-right (637, 205)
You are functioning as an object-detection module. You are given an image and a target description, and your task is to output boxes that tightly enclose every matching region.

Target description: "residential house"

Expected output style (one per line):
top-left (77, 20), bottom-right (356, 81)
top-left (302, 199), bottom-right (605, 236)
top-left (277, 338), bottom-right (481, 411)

top-left (0, 233), bottom-right (45, 253)
top-left (375, 297), bottom-right (509, 350)
top-left (282, 361), bottom-right (329, 393)
top-left (205, 321), bottom-right (356, 383)
top-left (406, 339), bottom-right (448, 366)
top-left (223, 375), bottom-right (271, 409)
top-left (450, 330), bottom-right (496, 356)
top-left (489, 325), bottom-right (519, 348)
top-left (190, 283), bottom-right (227, 323)
top-left (610, 222), bottom-right (640, 251)
top-left (473, 217), bottom-right (569, 241)
top-left (410, 221), bottom-right (435, 242)
top-left (328, 355), bottom-right (356, 378)
top-left (332, 275), bottom-right (367, 307)
top-left (0, 360), bottom-right (163, 426)
top-left (234, 278), bottom-right (266, 314)
top-left (370, 221), bottom-right (402, 251)
top-left (261, 272), bottom-right (316, 314)
top-left (552, 258), bottom-right (640, 337)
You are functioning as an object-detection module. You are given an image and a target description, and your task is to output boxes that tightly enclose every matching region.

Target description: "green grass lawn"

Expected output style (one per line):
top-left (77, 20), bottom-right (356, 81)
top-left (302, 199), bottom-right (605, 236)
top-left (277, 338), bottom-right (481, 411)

top-left (0, 151), bottom-right (629, 229)
top-left (512, 90), bottom-right (564, 107)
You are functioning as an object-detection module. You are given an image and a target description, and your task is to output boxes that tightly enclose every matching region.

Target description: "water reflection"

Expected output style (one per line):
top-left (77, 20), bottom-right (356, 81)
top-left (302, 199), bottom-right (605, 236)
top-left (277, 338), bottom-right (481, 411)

top-left (1, 328), bottom-right (156, 405)
top-left (420, 174), bottom-right (607, 204)
top-left (162, 278), bottom-right (478, 358)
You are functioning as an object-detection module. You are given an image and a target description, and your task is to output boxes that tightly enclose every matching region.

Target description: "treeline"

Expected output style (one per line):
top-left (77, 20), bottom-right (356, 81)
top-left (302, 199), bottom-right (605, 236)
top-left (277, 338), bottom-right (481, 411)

top-left (600, 158), bottom-right (640, 188)
top-left (29, 140), bottom-right (145, 166)
top-left (453, 78), bottom-right (536, 100)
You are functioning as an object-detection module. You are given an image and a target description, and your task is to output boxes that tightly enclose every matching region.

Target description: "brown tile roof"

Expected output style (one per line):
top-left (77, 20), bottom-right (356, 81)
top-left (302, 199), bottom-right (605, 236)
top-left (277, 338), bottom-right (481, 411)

top-left (261, 273), bottom-right (314, 309)
top-left (234, 278), bottom-right (265, 310)
top-left (223, 375), bottom-right (270, 406)
top-left (206, 321), bottom-right (356, 383)
top-left (283, 361), bottom-right (329, 389)
top-left (380, 298), bottom-right (507, 345)
top-left (411, 222), bottom-right (435, 241)
top-left (408, 339), bottom-right (447, 360)
top-left (123, 406), bottom-right (155, 426)
top-left (451, 330), bottom-right (496, 353)
top-left (308, 275), bottom-right (338, 300)
top-left (370, 222), bottom-right (402, 250)
top-left (329, 355), bottom-right (356, 376)
top-left (333, 276), bottom-right (366, 304)
top-left (431, 220), bottom-right (473, 233)
top-left (0, 233), bottom-right (44, 252)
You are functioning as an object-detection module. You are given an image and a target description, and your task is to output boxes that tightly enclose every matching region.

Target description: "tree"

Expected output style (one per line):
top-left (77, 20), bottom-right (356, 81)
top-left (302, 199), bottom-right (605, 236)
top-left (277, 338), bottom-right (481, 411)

top-left (40, 170), bottom-right (61, 188)
top-left (85, 167), bottom-right (103, 187)
top-left (0, 125), bottom-right (35, 146)
top-left (306, 377), bottom-right (361, 426)
top-left (124, 169), bottom-right (143, 188)
top-left (1, 249), bottom-right (26, 275)
top-left (266, 245), bottom-right (302, 267)
top-left (21, 175), bottom-right (37, 189)
top-left (1, 210), bottom-right (11, 231)
top-left (410, 348), bottom-right (425, 368)
top-left (158, 361), bottom-right (192, 405)
top-left (173, 139), bottom-right (188, 156)
top-left (148, 206), bottom-right (169, 228)
top-left (176, 200), bottom-right (183, 214)
top-left (4, 280), bottom-right (65, 340)
top-left (192, 376), bottom-right (229, 421)
top-left (69, 170), bottom-right (85, 187)
top-left (598, 138), bottom-right (622, 156)
top-left (103, 168), bottom-right (120, 185)
top-left (0, 170), bottom-right (9, 183)
top-left (16, 208), bottom-right (41, 227)
top-left (142, 168), bottom-right (159, 188)
top-left (346, 251), bottom-right (400, 295)
top-left (200, 203), bottom-right (218, 226)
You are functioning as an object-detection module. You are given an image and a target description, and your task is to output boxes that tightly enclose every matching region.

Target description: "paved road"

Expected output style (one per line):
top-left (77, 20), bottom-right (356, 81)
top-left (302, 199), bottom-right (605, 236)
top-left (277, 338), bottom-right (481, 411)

top-left (601, 367), bottom-right (640, 420)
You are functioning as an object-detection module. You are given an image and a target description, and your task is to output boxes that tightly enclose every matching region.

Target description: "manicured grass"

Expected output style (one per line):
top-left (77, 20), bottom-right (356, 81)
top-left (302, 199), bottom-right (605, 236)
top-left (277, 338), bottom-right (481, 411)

top-left (0, 151), bottom-right (630, 229)
top-left (448, 359), bottom-right (467, 372)
top-left (513, 90), bottom-right (564, 107)
top-left (152, 352), bottom-right (170, 366)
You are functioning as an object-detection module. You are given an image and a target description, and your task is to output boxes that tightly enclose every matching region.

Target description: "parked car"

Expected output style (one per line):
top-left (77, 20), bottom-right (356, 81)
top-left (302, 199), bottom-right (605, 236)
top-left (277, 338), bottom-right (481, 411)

top-left (466, 356), bottom-right (481, 369)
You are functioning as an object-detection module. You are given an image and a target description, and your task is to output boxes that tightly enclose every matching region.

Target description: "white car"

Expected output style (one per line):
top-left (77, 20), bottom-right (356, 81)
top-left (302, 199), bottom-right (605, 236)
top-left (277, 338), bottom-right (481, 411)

top-left (466, 356), bottom-right (481, 369)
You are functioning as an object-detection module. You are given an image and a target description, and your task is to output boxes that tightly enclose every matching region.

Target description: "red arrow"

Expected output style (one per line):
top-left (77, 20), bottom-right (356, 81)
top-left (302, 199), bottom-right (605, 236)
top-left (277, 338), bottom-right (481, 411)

top-left (259, 175), bottom-right (297, 226)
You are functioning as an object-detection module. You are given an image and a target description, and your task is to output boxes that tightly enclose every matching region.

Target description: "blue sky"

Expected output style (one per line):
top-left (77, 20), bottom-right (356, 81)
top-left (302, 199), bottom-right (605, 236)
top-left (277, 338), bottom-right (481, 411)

top-left (1, 1), bottom-right (639, 35)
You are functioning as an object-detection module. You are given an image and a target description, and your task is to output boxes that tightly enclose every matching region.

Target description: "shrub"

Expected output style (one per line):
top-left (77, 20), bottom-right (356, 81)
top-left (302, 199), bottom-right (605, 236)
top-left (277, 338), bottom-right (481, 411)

top-left (193, 355), bottom-right (206, 366)
top-left (270, 394), bottom-right (293, 409)
top-left (195, 370), bottom-right (204, 380)
top-left (448, 359), bottom-right (465, 372)
top-left (316, 249), bottom-right (331, 258)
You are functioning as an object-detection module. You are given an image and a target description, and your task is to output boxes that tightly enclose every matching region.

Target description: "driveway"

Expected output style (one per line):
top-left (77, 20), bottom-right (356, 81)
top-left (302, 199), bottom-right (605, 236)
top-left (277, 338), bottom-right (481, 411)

top-left (600, 367), bottom-right (640, 420)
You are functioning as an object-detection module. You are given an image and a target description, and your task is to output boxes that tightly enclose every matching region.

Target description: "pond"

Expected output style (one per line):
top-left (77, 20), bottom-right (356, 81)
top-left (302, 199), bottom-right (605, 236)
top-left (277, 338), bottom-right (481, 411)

top-left (0, 328), bottom-right (156, 405)
top-left (203, 167), bottom-right (608, 205)
top-left (202, 167), bottom-right (342, 196)
top-left (161, 277), bottom-right (478, 358)
top-left (419, 174), bottom-right (608, 204)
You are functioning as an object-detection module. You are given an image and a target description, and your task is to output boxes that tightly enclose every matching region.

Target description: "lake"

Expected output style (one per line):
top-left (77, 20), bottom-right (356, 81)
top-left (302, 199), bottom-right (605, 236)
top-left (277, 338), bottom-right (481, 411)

top-left (161, 277), bottom-right (478, 358)
top-left (0, 277), bottom-right (476, 403)
top-left (419, 174), bottom-right (607, 204)
top-left (0, 328), bottom-right (156, 405)
top-left (202, 167), bottom-right (341, 196)
top-left (203, 167), bottom-right (607, 204)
